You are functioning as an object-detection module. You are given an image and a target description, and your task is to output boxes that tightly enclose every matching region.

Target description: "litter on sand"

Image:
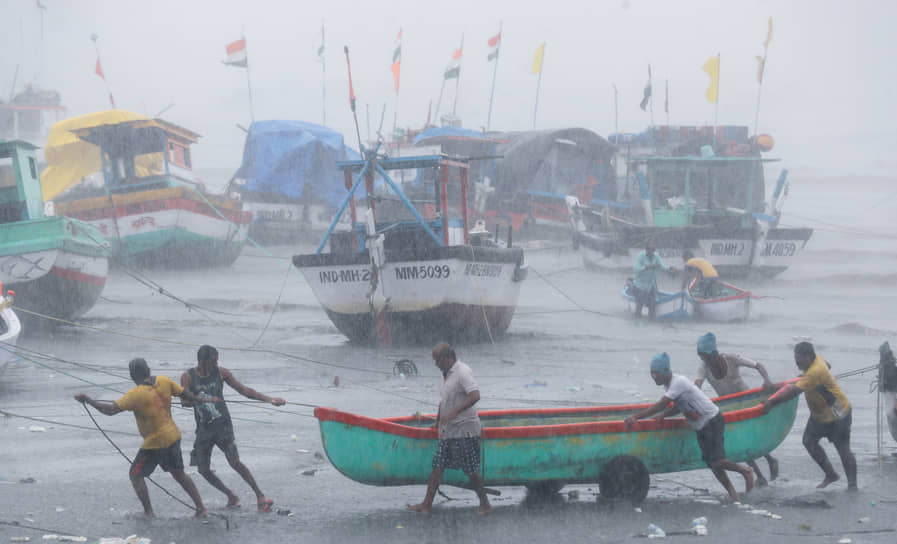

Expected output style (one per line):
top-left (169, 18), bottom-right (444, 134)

top-left (96, 537), bottom-right (151, 544)
top-left (28, 426), bottom-right (47, 433)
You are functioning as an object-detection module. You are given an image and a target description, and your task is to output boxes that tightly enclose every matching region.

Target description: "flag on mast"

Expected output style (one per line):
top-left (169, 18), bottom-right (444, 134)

top-left (316, 25), bottom-right (325, 59)
top-left (444, 43), bottom-right (462, 79)
top-left (531, 43), bottom-right (545, 74)
top-left (391, 28), bottom-right (402, 92)
top-left (94, 57), bottom-right (106, 81)
top-left (756, 17), bottom-right (773, 83)
top-left (702, 55), bottom-right (720, 103)
top-left (639, 65), bottom-right (652, 111)
top-left (487, 31), bottom-right (501, 61)
top-left (223, 38), bottom-right (248, 67)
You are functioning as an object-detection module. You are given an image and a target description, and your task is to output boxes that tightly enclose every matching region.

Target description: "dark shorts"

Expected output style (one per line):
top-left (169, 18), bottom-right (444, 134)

top-left (695, 412), bottom-right (727, 465)
top-left (804, 411), bottom-right (852, 447)
top-left (432, 437), bottom-right (481, 475)
top-left (190, 422), bottom-right (239, 468)
top-left (130, 440), bottom-right (184, 478)
top-left (631, 285), bottom-right (656, 307)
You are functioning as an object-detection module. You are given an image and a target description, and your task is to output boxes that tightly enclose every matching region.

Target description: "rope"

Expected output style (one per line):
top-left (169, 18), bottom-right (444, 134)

top-left (467, 245), bottom-right (495, 344)
top-left (80, 404), bottom-right (230, 529)
top-left (251, 259), bottom-right (293, 347)
top-left (0, 519), bottom-right (91, 539)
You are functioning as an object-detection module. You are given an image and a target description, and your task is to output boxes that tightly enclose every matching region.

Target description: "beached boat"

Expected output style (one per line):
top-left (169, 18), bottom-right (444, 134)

top-left (688, 278), bottom-right (754, 322)
top-left (314, 384), bottom-right (798, 503)
top-left (229, 120), bottom-right (360, 244)
top-left (622, 281), bottom-right (695, 320)
top-left (570, 126), bottom-right (813, 277)
top-left (44, 112), bottom-right (251, 267)
top-left (412, 126), bottom-right (617, 240)
top-left (0, 140), bottom-right (108, 325)
top-left (293, 149), bottom-right (527, 345)
top-left (0, 291), bottom-right (22, 372)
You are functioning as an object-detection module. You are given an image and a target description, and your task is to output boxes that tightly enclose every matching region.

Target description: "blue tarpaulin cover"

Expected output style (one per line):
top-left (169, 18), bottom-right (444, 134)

top-left (233, 120), bottom-right (361, 207)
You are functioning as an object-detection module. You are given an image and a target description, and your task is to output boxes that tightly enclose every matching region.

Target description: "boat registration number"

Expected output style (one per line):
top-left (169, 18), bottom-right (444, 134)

top-left (760, 241), bottom-right (797, 257)
top-left (394, 264), bottom-right (452, 280)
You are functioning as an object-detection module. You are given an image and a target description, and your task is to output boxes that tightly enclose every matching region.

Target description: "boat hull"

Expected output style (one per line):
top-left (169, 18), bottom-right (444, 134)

top-left (690, 280), bottom-right (753, 322)
top-left (0, 216), bottom-right (108, 324)
top-left (294, 246), bottom-right (526, 344)
top-left (56, 186), bottom-right (250, 267)
top-left (575, 226), bottom-right (813, 278)
top-left (315, 386), bottom-right (797, 489)
top-left (622, 283), bottom-right (695, 320)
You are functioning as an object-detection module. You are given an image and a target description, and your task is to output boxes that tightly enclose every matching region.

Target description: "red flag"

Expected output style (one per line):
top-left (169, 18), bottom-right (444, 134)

top-left (95, 57), bottom-right (106, 81)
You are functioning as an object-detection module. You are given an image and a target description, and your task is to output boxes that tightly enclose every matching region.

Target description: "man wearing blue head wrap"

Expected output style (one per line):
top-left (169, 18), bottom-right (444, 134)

top-left (625, 352), bottom-right (755, 501)
top-left (694, 332), bottom-right (779, 487)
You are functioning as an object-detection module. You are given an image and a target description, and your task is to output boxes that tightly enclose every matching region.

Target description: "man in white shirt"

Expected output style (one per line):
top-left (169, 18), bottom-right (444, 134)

top-left (625, 352), bottom-right (754, 501)
top-left (408, 343), bottom-right (491, 515)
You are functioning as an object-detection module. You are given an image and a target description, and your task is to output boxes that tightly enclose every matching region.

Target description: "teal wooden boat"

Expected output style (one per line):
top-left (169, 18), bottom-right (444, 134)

top-left (315, 382), bottom-right (798, 502)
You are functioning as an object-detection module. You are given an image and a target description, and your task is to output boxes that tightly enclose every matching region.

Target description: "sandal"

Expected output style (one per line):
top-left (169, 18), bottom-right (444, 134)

top-left (258, 498), bottom-right (274, 512)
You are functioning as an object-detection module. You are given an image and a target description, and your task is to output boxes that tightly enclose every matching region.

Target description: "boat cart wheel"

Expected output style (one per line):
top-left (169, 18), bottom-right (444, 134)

top-left (597, 455), bottom-right (650, 504)
top-left (525, 480), bottom-right (565, 498)
top-left (392, 359), bottom-right (418, 376)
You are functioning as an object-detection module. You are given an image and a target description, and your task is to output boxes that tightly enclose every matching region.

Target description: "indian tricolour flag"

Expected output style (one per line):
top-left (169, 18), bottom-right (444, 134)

top-left (487, 31), bottom-right (501, 61)
top-left (391, 28), bottom-right (402, 93)
top-left (444, 46), bottom-right (462, 80)
top-left (223, 38), bottom-right (248, 67)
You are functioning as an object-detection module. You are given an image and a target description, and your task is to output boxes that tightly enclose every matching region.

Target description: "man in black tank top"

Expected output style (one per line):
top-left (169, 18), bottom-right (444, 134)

top-left (181, 345), bottom-right (285, 512)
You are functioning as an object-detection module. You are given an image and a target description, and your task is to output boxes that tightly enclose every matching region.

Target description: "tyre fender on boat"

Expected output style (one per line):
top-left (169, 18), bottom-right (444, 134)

top-left (598, 455), bottom-right (650, 504)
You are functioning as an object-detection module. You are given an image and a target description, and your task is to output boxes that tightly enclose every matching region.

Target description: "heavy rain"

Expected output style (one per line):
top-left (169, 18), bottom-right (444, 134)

top-left (1, 1), bottom-right (896, 543)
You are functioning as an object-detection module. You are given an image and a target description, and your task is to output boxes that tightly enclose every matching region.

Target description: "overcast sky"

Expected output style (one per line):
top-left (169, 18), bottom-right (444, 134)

top-left (3, 0), bottom-right (895, 180)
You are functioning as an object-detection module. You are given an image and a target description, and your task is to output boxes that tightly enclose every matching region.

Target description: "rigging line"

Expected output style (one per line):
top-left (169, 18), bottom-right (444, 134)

top-left (80, 404), bottom-right (231, 529)
top-left (352, 381), bottom-right (438, 406)
top-left (223, 399), bottom-right (318, 419)
top-left (11, 307), bottom-right (393, 376)
top-left (251, 259), bottom-right (293, 347)
top-left (0, 343), bottom-right (125, 394)
top-left (0, 341), bottom-right (130, 380)
top-left (0, 409), bottom-right (138, 437)
top-left (468, 245), bottom-right (495, 344)
top-left (0, 520), bottom-right (92, 540)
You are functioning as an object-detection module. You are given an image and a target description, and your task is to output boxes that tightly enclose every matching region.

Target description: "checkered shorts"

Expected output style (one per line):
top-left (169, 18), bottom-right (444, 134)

top-left (432, 437), bottom-right (481, 475)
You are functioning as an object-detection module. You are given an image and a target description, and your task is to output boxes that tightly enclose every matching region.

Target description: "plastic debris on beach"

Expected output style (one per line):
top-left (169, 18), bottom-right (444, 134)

top-left (96, 537), bottom-right (151, 544)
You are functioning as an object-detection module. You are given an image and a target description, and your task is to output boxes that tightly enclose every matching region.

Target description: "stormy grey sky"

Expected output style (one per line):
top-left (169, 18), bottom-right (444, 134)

top-left (3, 0), bottom-right (895, 180)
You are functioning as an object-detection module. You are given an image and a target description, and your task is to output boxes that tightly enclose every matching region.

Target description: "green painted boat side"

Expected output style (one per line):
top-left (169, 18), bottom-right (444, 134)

top-left (0, 216), bottom-right (107, 259)
top-left (316, 387), bottom-right (798, 488)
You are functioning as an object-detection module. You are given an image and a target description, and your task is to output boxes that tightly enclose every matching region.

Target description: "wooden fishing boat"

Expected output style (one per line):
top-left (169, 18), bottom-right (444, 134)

top-left (293, 149), bottom-right (527, 345)
top-left (45, 113), bottom-right (251, 267)
top-left (622, 281), bottom-right (695, 320)
top-left (0, 140), bottom-right (108, 326)
top-left (688, 278), bottom-right (754, 322)
top-left (0, 291), bottom-right (22, 372)
top-left (570, 126), bottom-right (813, 278)
top-left (314, 384), bottom-right (798, 503)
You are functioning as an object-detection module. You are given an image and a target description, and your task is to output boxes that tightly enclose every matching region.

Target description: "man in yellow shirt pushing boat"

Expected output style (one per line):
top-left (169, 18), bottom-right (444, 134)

top-left (681, 250), bottom-right (720, 297)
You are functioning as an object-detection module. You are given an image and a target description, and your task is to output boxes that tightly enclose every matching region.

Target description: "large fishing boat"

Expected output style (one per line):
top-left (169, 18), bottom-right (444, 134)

top-left (0, 140), bottom-right (107, 325)
top-left (292, 147), bottom-right (527, 345)
top-left (569, 126), bottom-right (813, 277)
top-left (412, 126), bottom-right (617, 240)
top-left (315, 383), bottom-right (798, 503)
top-left (43, 112), bottom-right (251, 267)
top-left (229, 120), bottom-right (359, 244)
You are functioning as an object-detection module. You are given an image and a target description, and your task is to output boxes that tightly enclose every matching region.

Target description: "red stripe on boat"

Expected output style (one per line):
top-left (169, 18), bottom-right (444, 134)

top-left (49, 266), bottom-right (106, 286)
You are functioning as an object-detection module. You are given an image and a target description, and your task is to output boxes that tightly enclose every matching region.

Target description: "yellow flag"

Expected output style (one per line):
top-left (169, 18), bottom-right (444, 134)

top-left (756, 55), bottom-right (766, 83)
top-left (702, 55), bottom-right (720, 103)
top-left (763, 17), bottom-right (773, 49)
top-left (531, 42), bottom-right (546, 74)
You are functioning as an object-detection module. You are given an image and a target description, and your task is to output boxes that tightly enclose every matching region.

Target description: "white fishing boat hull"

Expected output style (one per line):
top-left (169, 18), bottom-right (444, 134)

top-left (294, 246), bottom-right (527, 344)
top-left (0, 300), bottom-right (22, 368)
top-left (576, 227), bottom-right (812, 278)
top-left (690, 285), bottom-right (753, 322)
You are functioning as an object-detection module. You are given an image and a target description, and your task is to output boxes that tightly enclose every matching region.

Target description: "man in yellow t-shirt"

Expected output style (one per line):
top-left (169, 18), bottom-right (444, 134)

top-left (762, 342), bottom-right (857, 490)
top-left (75, 358), bottom-right (215, 517)
top-left (681, 250), bottom-right (720, 296)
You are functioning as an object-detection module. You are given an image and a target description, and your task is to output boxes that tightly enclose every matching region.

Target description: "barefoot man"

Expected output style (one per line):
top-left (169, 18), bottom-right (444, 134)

top-left (408, 343), bottom-right (491, 515)
top-left (762, 341), bottom-right (857, 490)
top-left (74, 358), bottom-right (212, 518)
top-left (625, 352), bottom-right (754, 502)
top-left (694, 332), bottom-right (780, 487)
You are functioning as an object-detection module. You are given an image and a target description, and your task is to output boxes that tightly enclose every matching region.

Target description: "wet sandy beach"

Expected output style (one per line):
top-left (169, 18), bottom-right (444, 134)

top-left (2, 177), bottom-right (897, 543)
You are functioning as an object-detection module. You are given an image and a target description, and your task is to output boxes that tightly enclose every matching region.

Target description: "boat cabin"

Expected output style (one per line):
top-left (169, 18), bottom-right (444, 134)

top-left (643, 155), bottom-right (777, 229)
top-left (0, 140), bottom-right (47, 224)
top-left (71, 118), bottom-right (201, 194)
top-left (319, 153), bottom-right (474, 255)
top-left (0, 87), bottom-right (67, 144)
